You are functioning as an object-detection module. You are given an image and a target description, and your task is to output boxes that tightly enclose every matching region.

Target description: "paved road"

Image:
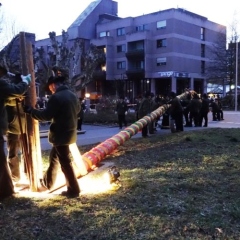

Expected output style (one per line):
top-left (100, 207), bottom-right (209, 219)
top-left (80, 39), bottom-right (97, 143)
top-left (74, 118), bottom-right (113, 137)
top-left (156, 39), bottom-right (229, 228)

top-left (39, 111), bottom-right (240, 151)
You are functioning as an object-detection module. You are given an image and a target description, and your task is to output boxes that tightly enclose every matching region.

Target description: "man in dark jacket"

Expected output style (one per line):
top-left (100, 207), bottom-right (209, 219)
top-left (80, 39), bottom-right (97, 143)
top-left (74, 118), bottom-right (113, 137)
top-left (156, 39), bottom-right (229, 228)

top-left (5, 97), bottom-right (26, 183)
top-left (149, 93), bottom-right (159, 134)
top-left (181, 93), bottom-right (191, 127)
top-left (138, 91), bottom-right (152, 137)
top-left (200, 93), bottom-right (210, 127)
top-left (115, 96), bottom-right (128, 129)
top-left (188, 93), bottom-right (202, 127)
top-left (0, 66), bottom-right (31, 200)
top-left (24, 76), bottom-right (81, 198)
top-left (169, 91), bottom-right (184, 132)
top-left (210, 99), bottom-right (220, 121)
top-left (77, 98), bottom-right (86, 131)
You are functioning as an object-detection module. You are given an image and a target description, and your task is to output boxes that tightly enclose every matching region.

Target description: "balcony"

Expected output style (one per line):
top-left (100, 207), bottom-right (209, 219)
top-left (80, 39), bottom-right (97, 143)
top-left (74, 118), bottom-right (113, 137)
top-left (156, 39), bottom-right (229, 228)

top-left (125, 49), bottom-right (144, 59)
top-left (93, 70), bottom-right (106, 80)
top-left (126, 68), bottom-right (145, 78)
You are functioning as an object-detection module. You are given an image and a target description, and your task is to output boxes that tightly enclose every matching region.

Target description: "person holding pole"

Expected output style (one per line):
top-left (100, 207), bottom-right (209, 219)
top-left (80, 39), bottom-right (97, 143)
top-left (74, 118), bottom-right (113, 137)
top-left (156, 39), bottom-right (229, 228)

top-left (0, 65), bottom-right (31, 200)
top-left (138, 91), bottom-right (152, 137)
top-left (23, 75), bottom-right (81, 198)
top-left (5, 96), bottom-right (26, 183)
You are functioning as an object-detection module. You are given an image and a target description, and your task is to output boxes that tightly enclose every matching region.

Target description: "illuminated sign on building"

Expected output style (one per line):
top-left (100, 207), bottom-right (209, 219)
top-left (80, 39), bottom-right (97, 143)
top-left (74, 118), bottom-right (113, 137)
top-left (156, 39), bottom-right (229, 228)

top-left (158, 71), bottom-right (174, 77)
top-left (158, 71), bottom-right (190, 78)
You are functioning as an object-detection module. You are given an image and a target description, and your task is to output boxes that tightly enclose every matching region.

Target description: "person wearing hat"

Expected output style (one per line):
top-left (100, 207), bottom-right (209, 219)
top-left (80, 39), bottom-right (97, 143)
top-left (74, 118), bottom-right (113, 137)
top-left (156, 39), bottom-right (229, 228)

top-left (5, 96), bottom-right (26, 183)
top-left (0, 65), bottom-right (32, 200)
top-left (77, 97), bottom-right (86, 131)
top-left (23, 76), bottom-right (81, 198)
top-left (115, 96), bottom-right (128, 129)
top-left (138, 91), bottom-right (152, 137)
top-left (200, 93), bottom-right (210, 127)
top-left (168, 91), bottom-right (184, 132)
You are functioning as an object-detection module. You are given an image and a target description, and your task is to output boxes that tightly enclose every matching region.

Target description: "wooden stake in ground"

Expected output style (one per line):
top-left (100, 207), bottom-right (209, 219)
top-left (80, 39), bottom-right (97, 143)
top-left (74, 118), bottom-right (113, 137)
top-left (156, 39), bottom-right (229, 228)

top-left (19, 32), bottom-right (42, 191)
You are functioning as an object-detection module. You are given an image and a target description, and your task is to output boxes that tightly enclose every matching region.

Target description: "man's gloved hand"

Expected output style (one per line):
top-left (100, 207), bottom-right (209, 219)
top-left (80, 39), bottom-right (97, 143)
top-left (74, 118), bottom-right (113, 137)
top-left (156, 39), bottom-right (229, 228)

top-left (21, 74), bottom-right (32, 85)
top-left (23, 105), bottom-right (33, 114)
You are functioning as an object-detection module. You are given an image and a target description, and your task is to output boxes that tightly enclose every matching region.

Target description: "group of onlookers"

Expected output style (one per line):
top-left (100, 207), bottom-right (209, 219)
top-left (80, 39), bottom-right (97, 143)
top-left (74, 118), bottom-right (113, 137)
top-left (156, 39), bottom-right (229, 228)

top-left (115, 91), bottom-right (225, 136)
top-left (115, 92), bottom-right (161, 137)
top-left (169, 92), bottom-right (224, 132)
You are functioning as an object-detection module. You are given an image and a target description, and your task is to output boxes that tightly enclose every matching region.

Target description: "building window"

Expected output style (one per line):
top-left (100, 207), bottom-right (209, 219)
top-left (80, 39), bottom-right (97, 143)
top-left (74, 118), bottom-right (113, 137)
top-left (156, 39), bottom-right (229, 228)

top-left (117, 27), bottom-right (125, 36)
top-left (117, 61), bottom-right (126, 69)
top-left (157, 39), bottom-right (167, 48)
top-left (201, 61), bottom-right (205, 73)
top-left (201, 44), bottom-right (205, 57)
top-left (134, 60), bottom-right (144, 69)
top-left (136, 24), bottom-right (147, 32)
top-left (157, 20), bottom-right (166, 29)
top-left (100, 31), bottom-right (110, 37)
top-left (117, 44), bottom-right (126, 53)
top-left (201, 27), bottom-right (205, 41)
top-left (157, 57), bottom-right (166, 66)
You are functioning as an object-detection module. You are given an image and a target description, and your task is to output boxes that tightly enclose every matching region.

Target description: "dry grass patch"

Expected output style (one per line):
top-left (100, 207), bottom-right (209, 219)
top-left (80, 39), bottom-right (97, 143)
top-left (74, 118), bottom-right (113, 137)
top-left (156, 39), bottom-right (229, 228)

top-left (1, 128), bottom-right (240, 239)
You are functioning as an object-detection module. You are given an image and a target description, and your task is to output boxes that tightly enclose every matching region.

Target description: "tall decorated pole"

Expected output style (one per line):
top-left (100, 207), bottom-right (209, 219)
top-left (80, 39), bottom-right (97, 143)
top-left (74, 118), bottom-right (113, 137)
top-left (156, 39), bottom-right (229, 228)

top-left (81, 90), bottom-right (195, 171)
top-left (19, 32), bottom-right (42, 191)
top-left (50, 90), bottom-right (196, 191)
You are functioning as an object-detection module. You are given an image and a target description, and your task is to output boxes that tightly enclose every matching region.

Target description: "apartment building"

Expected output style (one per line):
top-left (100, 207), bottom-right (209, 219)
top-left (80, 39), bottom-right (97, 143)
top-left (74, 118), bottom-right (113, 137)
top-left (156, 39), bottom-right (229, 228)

top-left (36, 0), bottom-right (226, 100)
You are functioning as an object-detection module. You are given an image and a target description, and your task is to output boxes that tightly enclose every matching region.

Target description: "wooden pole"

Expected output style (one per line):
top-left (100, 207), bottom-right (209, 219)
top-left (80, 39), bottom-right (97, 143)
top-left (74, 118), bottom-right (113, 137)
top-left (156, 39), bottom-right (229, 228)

top-left (26, 41), bottom-right (43, 182)
top-left (19, 32), bottom-right (42, 191)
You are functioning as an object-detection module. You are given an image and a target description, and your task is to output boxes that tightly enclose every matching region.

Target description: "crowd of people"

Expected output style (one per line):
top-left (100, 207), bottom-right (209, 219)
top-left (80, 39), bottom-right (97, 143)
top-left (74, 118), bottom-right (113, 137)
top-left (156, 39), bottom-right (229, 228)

top-left (115, 91), bottom-right (224, 135)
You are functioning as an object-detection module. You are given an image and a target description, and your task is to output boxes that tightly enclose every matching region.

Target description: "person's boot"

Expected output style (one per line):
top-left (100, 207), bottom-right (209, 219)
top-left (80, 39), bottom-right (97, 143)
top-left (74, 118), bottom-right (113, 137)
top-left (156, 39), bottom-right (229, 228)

top-left (8, 157), bottom-right (21, 183)
top-left (0, 161), bottom-right (15, 200)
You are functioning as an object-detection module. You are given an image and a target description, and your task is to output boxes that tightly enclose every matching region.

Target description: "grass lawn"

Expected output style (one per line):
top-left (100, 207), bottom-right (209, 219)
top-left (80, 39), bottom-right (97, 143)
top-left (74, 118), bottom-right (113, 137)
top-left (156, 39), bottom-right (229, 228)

top-left (1, 128), bottom-right (240, 239)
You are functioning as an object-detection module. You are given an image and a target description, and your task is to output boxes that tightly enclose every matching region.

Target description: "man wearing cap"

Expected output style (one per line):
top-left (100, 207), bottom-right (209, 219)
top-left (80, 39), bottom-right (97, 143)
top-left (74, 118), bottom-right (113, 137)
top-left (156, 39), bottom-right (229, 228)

top-left (0, 66), bottom-right (31, 200)
top-left (23, 76), bottom-right (81, 198)
top-left (138, 91), bottom-right (152, 137)
top-left (115, 96), bottom-right (128, 129)
top-left (168, 91), bottom-right (184, 132)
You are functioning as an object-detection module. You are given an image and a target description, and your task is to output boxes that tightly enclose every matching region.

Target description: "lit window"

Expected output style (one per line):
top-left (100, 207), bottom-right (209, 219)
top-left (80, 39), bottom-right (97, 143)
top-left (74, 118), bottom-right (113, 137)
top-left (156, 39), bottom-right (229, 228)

top-left (157, 57), bottom-right (166, 66)
top-left (157, 20), bottom-right (166, 29)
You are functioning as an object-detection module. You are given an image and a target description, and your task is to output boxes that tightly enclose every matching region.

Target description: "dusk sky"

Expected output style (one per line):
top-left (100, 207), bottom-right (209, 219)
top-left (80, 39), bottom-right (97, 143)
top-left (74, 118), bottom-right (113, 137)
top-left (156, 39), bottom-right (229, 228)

top-left (1, 0), bottom-right (239, 40)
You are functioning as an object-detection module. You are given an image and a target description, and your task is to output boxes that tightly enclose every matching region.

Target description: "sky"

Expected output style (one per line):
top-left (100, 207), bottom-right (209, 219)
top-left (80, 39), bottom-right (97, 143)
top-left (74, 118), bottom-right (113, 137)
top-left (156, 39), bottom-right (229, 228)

top-left (1, 0), bottom-right (240, 41)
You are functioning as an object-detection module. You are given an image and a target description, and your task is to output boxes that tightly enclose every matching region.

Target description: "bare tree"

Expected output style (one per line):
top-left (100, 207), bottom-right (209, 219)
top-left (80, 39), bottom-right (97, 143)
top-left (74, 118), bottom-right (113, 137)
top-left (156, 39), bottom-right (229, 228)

top-left (0, 11), bottom-right (25, 50)
top-left (205, 32), bottom-right (228, 87)
top-left (35, 31), bottom-right (106, 95)
top-left (227, 18), bottom-right (240, 93)
top-left (73, 43), bottom-right (106, 91)
top-left (205, 17), bottom-right (240, 96)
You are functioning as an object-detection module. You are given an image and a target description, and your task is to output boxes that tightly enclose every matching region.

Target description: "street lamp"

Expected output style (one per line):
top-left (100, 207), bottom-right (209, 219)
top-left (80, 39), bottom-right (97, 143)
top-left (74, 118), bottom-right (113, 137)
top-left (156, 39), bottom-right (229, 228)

top-left (235, 41), bottom-right (238, 111)
top-left (85, 93), bottom-right (90, 111)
